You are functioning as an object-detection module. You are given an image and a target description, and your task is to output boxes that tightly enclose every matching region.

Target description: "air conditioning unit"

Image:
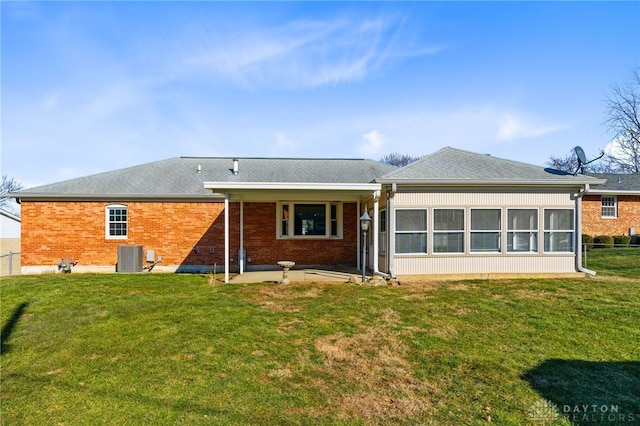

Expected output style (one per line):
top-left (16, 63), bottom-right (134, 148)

top-left (117, 245), bottom-right (144, 273)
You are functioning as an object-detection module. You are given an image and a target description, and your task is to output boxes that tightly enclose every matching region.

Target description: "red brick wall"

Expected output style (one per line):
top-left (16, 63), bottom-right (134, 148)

top-left (582, 194), bottom-right (640, 236)
top-left (21, 200), bottom-right (358, 269)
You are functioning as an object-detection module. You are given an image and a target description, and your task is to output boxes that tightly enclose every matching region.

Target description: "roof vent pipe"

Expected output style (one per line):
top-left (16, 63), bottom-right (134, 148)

top-left (232, 159), bottom-right (239, 175)
top-left (197, 164), bottom-right (202, 174)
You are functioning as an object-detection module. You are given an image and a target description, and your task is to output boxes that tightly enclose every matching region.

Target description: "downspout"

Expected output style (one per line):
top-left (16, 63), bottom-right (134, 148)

top-left (224, 193), bottom-right (230, 283)
top-left (372, 190), bottom-right (391, 279)
top-left (387, 183), bottom-right (397, 278)
top-left (576, 184), bottom-right (596, 276)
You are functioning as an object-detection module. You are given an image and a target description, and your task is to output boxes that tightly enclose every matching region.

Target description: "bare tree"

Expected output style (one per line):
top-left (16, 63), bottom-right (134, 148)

top-left (379, 153), bottom-right (422, 167)
top-left (1, 175), bottom-right (23, 209)
top-left (604, 69), bottom-right (640, 174)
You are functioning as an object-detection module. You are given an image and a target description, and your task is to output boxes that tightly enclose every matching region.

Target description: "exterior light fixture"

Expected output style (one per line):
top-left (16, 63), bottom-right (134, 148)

top-left (360, 208), bottom-right (372, 282)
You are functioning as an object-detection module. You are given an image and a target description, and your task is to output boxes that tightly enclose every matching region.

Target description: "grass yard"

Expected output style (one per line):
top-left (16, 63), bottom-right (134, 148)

top-left (1, 250), bottom-right (639, 425)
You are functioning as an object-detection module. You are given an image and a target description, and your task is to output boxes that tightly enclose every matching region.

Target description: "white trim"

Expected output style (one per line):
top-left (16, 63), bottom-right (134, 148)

top-left (276, 201), bottom-right (343, 239)
top-left (205, 182), bottom-right (382, 191)
top-left (105, 204), bottom-right (128, 240)
top-left (224, 193), bottom-right (229, 283)
top-left (600, 195), bottom-right (617, 218)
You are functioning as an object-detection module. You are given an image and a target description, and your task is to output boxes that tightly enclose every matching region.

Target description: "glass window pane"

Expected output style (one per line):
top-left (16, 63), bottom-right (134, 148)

top-left (395, 233), bottom-right (427, 253)
top-left (544, 232), bottom-right (573, 252)
top-left (545, 209), bottom-right (573, 230)
top-left (434, 209), bottom-right (464, 230)
top-left (433, 233), bottom-right (464, 253)
top-left (396, 210), bottom-right (427, 231)
top-left (471, 209), bottom-right (500, 230)
top-left (294, 204), bottom-right (326, 236)
top-left (471, 232), bottom-right (500, 252)
top-left (507, 232), bottom-right (538, 252)
top-left (508, 209), bottom-right (537, 230)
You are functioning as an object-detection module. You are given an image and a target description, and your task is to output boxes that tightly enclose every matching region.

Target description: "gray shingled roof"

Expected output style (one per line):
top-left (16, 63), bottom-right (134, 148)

top-left (585, 173), bottom-right (640, 193)
top-left (13, 157), bottom-right (398, 199)
top-left (377, 147), bottom-right (603, 185)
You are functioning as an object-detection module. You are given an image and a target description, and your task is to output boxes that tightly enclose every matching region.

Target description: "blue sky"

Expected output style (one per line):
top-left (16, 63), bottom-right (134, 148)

top-left (2, 1), bottom-right (639, 189)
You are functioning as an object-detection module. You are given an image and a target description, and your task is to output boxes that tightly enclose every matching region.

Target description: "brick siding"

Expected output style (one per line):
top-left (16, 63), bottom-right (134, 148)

top-left (21, 200), bottom-right (358, 269)
top-left (582, 194), bottom-right (640, 237)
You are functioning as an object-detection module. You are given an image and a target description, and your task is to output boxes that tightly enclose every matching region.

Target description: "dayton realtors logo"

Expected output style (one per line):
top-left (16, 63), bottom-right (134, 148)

top-left (528, 401), bottom-right (639, 424)
top-left (561, 404), bottom-right (638, 424)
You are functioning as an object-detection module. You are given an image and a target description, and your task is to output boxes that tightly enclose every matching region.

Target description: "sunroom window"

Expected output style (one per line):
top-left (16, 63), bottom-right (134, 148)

top-left (544, 209), bottom-right (574, 252)
top-left (433, 209), bottom-right (465, 253)
top-left (507, 209), bottom-right (538, 253)
top-left (471, 209), bottom-right (501, 253)
top-left (395, 209), bottom-right (427, 254)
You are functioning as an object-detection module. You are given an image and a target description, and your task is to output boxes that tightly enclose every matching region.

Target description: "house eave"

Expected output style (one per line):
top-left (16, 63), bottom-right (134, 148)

top-left (375, 178), bottom-right (605, 187)
top-left (585, 189), bottom-right (640, 195)
top-left (10, 193), bottom-right (224, 202)
top-left (203, 182), bottom-right (382, 191)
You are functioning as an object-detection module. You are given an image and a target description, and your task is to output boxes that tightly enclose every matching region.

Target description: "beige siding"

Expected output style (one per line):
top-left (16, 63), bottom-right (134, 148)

top-left (395, 255), bottom-right (576, 275)
top-left (395, 188), bottom-right (574, 208)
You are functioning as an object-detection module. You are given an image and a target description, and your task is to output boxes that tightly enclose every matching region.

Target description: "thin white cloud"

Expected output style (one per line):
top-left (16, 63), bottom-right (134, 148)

top-left (270, 132), bottom-right (297, 156)
top-left (359, 130), bottom-right (385, 156)
top-left (496, 113), bottom-right (565, 141)
top-left (182, 13), bottom-right (442, 89)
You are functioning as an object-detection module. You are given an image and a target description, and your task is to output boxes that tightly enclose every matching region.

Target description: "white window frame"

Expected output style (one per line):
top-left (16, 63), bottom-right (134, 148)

top-left (276, 202), bottom-right (342, 239)
top-left (105, 204), bottom-right (128, 240)
top-left (394, 208), bottom-right (428, 254)
top-left (470, 208), bottom-right (502, 254)
top-left (433, 208), bottom-right (465, 254)
top-left (379, 209), bottom-right (387, 254)
top-left (506, 208), bottom-right (538, 253)
top-left (543, 208), bottom-right (575, 253)
top-left (601, 196), bottom-right (617, 218)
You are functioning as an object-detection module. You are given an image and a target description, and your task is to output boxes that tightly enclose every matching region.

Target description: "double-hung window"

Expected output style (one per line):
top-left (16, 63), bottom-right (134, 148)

top-left (278, 202), bottom-right (341, 238)
top-left (544, 209), bottom-right (574, 252)
top-left (379, 210), bottom-right (387, 254)
top-left (106, 204), bottom-right (128, 239)
top-left (507, 209), bottom-right (538, 253)
top-left (395, 209), bottom-right (428, 254)
top-left (433, 209), bottom-right (465, 253)
top-left (601, 196), bottom-right (617, 218)
top-left (470, 209), bottom-right (501, 253)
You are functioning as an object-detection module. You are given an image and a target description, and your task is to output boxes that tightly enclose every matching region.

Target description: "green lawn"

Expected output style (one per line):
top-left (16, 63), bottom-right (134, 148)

top-left (1, 250), bottom-right (639, 425)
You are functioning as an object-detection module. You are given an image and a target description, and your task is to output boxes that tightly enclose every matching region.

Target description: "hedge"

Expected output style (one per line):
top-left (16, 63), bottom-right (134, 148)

top-left (593, 235), bottom-right (614, 249)
top-left (614, 235), bottom-right (632, 247)
top-left (582, 234), bottom-right (594, 250)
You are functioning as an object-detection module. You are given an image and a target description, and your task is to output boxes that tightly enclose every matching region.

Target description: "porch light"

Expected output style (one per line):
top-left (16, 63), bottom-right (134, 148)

top-left (360, 208), bottom-right (372, 282)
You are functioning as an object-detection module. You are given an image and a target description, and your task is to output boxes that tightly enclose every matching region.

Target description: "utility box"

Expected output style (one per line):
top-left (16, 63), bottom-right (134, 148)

top-left (117, 245), bottom-right (144, 272)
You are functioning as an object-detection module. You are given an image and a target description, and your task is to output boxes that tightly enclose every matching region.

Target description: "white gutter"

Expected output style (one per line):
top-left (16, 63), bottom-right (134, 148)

top-left (204, 182), bottom-right (382, 191)
top-left (374, 178), bottom-right (606, 186)
top-left (576, 184), bottom-right (596, 276)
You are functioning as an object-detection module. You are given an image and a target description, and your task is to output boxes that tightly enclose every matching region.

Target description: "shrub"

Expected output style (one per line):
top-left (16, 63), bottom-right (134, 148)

top-left (613, 235), bottom-right (631, 247)
top-left (593, 235), bottom-right (614, 249)
top-left (582, 234), bottom-right (594, 251)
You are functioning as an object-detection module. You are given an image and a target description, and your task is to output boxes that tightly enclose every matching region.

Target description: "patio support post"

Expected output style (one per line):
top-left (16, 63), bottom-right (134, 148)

top-left (356, 200), bottom-right (361, 270)
top-left (224, 192), bottom-right (229, 283)
top-left (240, 201), bottom-right (244, 275)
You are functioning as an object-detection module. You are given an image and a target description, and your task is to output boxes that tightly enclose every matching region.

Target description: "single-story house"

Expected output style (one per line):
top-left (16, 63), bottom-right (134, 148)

top-left (11, 147), bottom-right (604, 281)
top-left (0, 208), bottom-right (21, 276)
top-left (582, 173), bottom-right (640, 241)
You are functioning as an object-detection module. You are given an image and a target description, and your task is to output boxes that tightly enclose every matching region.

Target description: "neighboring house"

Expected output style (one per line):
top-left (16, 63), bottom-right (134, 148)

top-left (0, 209), bottom-right (21, 276)
top-left (11, 147), bottom-right (604, 280)
top-left (582, 173), bottom-right (640, 240)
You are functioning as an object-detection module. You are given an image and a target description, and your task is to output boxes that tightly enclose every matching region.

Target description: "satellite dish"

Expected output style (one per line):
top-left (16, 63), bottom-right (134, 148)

top-left (572, 146), bottom-right (604, 175)
top-left (574, 146), bottom-right (588, 164)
